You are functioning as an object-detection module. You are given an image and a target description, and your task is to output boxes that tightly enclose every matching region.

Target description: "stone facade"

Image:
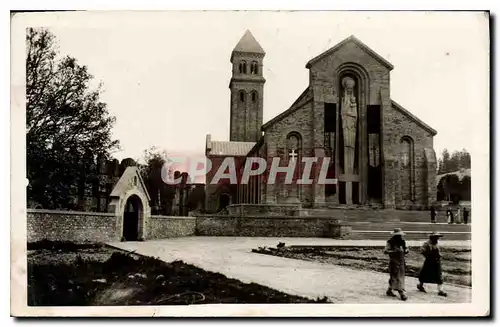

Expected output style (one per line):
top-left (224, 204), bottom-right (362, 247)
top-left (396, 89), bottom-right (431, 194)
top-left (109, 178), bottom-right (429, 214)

top-left (206, 33), bottom-right (437, 212)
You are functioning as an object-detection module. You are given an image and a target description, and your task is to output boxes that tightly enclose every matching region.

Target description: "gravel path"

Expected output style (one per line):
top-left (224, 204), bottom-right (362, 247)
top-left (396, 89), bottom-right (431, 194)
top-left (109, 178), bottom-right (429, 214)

top-left (109, 237), bottom-right (471, 304)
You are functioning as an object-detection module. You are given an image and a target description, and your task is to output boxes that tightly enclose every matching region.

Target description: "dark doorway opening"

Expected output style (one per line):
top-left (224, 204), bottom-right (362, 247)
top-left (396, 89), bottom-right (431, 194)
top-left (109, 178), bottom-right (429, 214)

top-left (219, 193), bottom-right (231, 211)
top-left (123, 195), bottom-right (142, 241)
top-left (325, 163), bottom-right (336, 197)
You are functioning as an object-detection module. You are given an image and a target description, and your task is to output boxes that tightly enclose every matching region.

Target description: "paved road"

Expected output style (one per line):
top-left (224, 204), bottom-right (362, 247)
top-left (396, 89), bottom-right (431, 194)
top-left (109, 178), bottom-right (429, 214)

top-left (109, 237), bottom-right (471, 304)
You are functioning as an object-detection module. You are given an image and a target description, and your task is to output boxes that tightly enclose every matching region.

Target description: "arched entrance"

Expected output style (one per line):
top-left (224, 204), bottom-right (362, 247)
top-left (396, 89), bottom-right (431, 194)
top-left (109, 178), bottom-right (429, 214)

top-left (218, 193), bottom-right (231, 211)
top-left (122, 194), bottom-right (143, 241)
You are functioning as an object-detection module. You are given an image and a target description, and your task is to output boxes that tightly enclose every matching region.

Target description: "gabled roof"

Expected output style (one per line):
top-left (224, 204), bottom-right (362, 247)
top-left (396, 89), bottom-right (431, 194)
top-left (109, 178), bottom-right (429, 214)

top-left (391, 100), bottom-right (437, 136)
top-left (262, 87), bottom-right (312, 130)
top-left (207, 140), bottom-right (256, 157)
top-left (306, 35), bottom-right (394, 70)
top-left (110, 166), bottom-right (151, 201)
top-left (233, 30), bottom-right (265, 54)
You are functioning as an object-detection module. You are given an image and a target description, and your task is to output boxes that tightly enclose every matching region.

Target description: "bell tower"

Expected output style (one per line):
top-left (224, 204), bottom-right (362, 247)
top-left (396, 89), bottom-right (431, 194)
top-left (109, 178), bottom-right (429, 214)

top-left (229, 30), bottom-right (265, 142)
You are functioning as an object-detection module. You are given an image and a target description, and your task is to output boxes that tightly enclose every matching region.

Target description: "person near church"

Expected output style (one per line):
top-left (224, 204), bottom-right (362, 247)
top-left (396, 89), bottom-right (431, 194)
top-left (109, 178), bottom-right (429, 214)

top-left (384, 228), bottom-right (409, 301)
top-left (463, 207), bottom-right (469, 224)
top-left (430, 206), bottom-right (437, 223)
top-left (455, 207), bottom-right (462, 224)
top-left (417, 232), bottom-right (447, 297)
top-left (446, 208), bottom-right (454, 224)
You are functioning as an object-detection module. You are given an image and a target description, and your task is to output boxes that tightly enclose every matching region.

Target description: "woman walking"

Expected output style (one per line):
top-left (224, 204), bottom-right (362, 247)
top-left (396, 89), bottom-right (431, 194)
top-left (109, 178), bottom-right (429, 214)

top-left (417, 232), bottom-right (447, 297)
top-left (384, 228), bottom-right (409, 301)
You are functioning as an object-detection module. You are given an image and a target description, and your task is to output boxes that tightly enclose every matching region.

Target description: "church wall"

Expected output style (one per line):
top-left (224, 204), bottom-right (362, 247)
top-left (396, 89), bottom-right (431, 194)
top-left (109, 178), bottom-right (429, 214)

top-left (205, 155), bottom-right (245, 213)
top-left (308, 41), bottom-right (391, 205)
top-left (383, 105), bottom-right (435, 209)
top-left (308, 41), bottom-right (391, 108)
top-left (263, 100), bottom-right (314, 204)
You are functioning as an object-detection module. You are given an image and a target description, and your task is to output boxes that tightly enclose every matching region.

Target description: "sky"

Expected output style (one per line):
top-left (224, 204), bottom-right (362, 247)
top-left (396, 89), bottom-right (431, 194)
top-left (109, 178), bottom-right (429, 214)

top-left (38, 11), bottom-right (488, 163)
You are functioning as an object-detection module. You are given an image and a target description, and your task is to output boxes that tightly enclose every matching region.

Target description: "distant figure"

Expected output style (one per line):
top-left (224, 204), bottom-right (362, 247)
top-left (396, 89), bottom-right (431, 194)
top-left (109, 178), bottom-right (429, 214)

top-left (446, 208), bottom-right (454, 224)
top-left (417, 232), bottom-right (447, 297)
top-left (384, 228), bottom-right (409, 301)
top-left (430, 206), bottom-right (437, 223)
top-left (455, 207), bottom-right (462, 224)
top-left (463, 208), bottom-right (469, 224)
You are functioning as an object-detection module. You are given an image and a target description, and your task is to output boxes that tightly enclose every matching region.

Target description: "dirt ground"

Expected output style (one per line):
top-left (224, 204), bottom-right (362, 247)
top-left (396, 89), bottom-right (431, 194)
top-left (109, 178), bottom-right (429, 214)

top-left (27, 240), bottom-right (329, 306)
top-left (252, 246), bottom-right (471, 287)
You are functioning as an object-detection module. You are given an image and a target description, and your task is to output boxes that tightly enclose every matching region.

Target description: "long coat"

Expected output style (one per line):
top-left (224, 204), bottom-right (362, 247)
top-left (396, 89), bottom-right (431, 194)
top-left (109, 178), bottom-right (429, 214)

top-left (418, 240), bottom-right (444, 284)
top-left (384, 239), bottom-right (408, 291)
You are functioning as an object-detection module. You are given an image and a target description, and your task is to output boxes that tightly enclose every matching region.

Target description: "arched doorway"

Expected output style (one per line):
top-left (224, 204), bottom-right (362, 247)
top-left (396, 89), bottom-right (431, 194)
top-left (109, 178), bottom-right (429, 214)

top-left (218, 193), bottom-right (231, 211)
top-left (122, 194), bottom-right (142, 241)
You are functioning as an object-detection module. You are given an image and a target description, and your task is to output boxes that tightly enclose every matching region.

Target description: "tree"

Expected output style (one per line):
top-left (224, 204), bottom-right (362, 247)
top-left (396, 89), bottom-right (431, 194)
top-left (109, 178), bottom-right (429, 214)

top-left (140, 147), bottom-right (175, 215)
top-left (438, 148), bottom-right (471, 174)
top-left (438, 149), bottom-right (451, 174)
top-left (26, 28), bottom-right (119, 208)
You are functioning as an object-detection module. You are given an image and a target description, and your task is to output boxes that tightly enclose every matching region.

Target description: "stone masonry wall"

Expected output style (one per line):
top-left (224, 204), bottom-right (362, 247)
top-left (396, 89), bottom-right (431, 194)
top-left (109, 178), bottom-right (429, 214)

top-left (205, 156), bottom-right (246, 213)
top-left (306, 39), bottom-right (435, 208)
top-left (27, 210), bottom-right (197, 243)
top-left (27, 209), bottom-right (119, 243)
top-left (309, 40), bottom-right (391, 206)
top-left (385, 104), bottom-right (435, 209)
top-left (196, 215), bottom-right (344, 237)
top-left (148, 216), bottom-right (196, 239)
top-left (264, 100), bottom-right (314, 204)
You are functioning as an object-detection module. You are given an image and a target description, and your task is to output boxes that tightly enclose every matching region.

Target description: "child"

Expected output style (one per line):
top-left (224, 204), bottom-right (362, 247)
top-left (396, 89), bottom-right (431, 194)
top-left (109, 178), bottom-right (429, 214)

top-left (384, 228), bottom-right (409, 301)
top-left (417, 232), bottom-right (447, 297)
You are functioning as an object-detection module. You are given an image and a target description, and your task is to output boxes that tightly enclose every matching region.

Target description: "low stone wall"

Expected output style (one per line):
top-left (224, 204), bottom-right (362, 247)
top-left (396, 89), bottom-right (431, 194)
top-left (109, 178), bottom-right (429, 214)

top-left (196, 215), bottom-right (351, 238)
top-left (226, 204), bottom-right (302, 217)
top-left (27, 210), bottom-right (197, 243)
top-left (27, 209), bottom-right (119, 243)
top-left (148, 216), bottom-right (196, 239)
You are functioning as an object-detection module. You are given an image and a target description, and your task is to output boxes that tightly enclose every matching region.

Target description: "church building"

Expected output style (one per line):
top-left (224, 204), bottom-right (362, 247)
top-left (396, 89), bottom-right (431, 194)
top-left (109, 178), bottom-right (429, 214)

top-left (205, 30), bottom-right (437, 212)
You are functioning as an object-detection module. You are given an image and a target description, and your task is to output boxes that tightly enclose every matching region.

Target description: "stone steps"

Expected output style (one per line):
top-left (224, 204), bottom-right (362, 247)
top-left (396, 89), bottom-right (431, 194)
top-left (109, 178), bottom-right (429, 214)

top-left (349, 221), bottom-right (471, 232)
top-left (349, 230), bottom-right (471, 241)
top-left (347, 220), bottom-right (471, 241)
top-left (301, 208), bottom-right (459, 223)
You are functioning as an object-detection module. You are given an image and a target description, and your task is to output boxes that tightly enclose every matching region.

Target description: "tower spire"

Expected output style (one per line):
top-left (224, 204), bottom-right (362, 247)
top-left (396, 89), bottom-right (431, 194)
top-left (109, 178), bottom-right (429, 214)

top-left (232, 30), bottom-right (265, 54)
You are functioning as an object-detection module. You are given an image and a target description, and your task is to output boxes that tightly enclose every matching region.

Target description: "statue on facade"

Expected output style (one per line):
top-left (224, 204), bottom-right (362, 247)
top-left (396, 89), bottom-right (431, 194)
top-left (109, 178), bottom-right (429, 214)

top-left (341, 76), bottom-right (358, 174)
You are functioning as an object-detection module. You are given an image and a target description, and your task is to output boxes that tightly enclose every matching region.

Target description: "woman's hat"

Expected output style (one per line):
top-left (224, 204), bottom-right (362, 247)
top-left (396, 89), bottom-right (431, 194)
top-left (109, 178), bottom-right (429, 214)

top-left (390, 228), bottom-right (405, 236)
top-left (429, 232), bottom-right (444, 238)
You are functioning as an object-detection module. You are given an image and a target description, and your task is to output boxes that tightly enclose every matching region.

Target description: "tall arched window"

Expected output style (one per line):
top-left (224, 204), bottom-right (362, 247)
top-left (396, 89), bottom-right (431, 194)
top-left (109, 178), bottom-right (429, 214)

top-left (251, 91), bottom-right (258, 103)
top-left (250, 61), bottom-right (258, 74)
top-left (239, 61), bottom-right (247, 74)
top-left (400, 136), bottom-right (415, 201)
top-left (239, 91), bottom-right (246, 103)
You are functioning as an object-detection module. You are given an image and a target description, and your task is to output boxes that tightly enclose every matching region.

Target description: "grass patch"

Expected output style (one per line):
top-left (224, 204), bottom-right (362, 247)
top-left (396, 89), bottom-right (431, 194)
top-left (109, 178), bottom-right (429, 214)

top-left (28, 241), bottom-right (328, 305)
